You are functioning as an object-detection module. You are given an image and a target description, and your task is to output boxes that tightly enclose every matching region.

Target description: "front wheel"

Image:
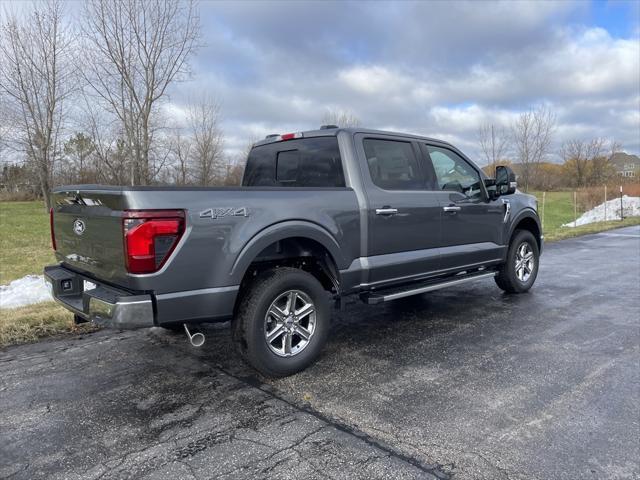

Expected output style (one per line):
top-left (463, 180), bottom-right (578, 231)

top-left (495, 229), bottom-right (540, 293)
top-left (232, 267), bottom-right (330, 377)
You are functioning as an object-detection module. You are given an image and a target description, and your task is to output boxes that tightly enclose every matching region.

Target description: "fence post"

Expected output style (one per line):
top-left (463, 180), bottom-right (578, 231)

top-left (541, 191), bottom-right (546, 229)
top-left (604, 185), bottom-right (607, 222)
top-left (620, 185), bottom-right (624, 221)
top-left (574, 191), bottom-right (577, 228)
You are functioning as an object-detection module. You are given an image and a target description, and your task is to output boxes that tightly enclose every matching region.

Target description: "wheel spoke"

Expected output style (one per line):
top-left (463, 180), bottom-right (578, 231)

top-left (285, 291), bottom-right (296, 315)
top-left (295, 325), bottom-right (311, 341)
top-left (266, 325), bottom-right (285, 343)
top-left (295, 302), bottom-right (314, 320)
top-left (524, 252), bottom-right (534, 262)
top-left (268, 305), bottom-right (286, 322)
top-left (283, 332), bottom-right (292, 354)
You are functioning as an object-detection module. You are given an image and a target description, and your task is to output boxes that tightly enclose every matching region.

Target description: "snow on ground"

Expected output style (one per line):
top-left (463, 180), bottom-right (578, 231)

top-left (0, 275), bottom-right (52, 309)
top-left (563, 196), bottom-right (640, 228)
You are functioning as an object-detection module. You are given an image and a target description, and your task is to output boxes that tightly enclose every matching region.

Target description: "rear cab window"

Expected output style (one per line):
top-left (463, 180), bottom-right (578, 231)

top-left (362, 138), bottom-right (426, 190)
top-left (243, 137), bottom-right (345, 187)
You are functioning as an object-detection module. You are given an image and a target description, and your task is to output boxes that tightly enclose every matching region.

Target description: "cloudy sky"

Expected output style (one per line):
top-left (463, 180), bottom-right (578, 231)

top-left (164, 0), bottom-right (639, 163)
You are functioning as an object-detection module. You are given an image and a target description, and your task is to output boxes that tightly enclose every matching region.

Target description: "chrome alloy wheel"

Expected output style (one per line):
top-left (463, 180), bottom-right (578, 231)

top-left (264, 290), bottom-right (316, 357)
top-left (515, 242), bottom-right (535, 282)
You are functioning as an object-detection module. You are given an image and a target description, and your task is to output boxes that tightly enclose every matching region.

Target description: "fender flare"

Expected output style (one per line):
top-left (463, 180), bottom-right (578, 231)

top-left (507, 208), bottom-right (542, 244)
top-left (229, 220), bottom-right (346, 285)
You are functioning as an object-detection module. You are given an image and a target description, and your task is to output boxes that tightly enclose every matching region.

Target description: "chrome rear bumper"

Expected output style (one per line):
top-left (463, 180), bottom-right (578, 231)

top-left (44, 264), bottom-right (154, 329)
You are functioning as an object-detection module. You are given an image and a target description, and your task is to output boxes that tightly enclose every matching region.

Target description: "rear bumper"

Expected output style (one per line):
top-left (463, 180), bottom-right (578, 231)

top-left (44, 264), bottom-right (154, 329)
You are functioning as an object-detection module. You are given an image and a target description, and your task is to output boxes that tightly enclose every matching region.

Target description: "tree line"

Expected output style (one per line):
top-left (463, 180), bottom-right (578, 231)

top-left (478, 105), bottom-right (625, 192)
top-left (0, 0), bottom-right (245, 209)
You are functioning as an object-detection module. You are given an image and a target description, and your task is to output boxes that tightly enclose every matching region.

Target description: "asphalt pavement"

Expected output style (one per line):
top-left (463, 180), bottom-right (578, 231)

top-left (1, 226), bottom-right (639, 480)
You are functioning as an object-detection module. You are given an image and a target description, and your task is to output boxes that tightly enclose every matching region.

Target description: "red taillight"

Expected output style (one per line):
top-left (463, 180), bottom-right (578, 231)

top-left (49, 208), bottom-right (57, 251)
top-left (123, 210), bottom-right (185, 274)
top-left (280, 132), bottom-right (303, 141)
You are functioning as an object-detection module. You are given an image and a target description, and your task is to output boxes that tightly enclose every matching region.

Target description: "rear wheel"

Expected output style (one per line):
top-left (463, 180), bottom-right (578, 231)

top-left (232, 267), bottom-right (330, 377)
top-left (495, 229), bottom-right (539, 293)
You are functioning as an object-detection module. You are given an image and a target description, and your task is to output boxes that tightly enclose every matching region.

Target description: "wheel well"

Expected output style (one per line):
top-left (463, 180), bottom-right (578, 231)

top-left (513, 216), bottom-right (541, 249)
top-left (238, 237), bottom-right (340, 296)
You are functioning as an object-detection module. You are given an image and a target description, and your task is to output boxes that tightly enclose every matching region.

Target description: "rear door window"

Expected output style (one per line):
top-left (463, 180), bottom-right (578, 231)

top-left (243, 137), bottom-right (345, 187)
top-left (362, 138), bottom-right (425, 190)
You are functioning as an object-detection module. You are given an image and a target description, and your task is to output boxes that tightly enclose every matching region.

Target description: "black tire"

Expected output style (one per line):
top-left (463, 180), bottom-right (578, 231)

top-left (495, 229), bottom-right (540, 293)
top-left (232, 267), bottom-right (331, 377)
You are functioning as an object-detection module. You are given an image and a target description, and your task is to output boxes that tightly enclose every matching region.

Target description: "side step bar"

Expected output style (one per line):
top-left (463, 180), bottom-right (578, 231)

top-left (362, 271), bottom-right (497, 305)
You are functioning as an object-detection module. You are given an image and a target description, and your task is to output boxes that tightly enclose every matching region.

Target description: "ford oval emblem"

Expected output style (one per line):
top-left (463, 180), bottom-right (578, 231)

top-left (73, 219), bottom-right (86, 236)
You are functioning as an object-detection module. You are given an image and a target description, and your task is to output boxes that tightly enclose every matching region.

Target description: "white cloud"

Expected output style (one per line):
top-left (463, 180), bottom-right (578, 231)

top-left (166, 1), bottom-right (640, 163)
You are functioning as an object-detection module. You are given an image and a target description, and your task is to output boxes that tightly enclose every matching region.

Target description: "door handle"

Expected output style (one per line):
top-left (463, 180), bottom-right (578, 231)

top-left (443, 206), bottom-right (461, 213)
top-left (375, 208), bottom-right (398, 216)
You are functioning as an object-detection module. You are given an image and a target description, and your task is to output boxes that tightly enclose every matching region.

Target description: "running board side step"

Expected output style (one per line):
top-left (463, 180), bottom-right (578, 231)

top-left (362, 271), bottom-right (497, 305)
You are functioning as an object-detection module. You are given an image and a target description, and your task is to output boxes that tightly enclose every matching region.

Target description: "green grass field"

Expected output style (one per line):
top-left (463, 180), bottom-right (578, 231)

top-left (0, 201), bottom-right (85, 346)
top-left (532, 191), bottom-right (640, 242)
top-left (0, 201), bottom-right (56, 284)
top-left (1, 197), bottom-right (638, 347)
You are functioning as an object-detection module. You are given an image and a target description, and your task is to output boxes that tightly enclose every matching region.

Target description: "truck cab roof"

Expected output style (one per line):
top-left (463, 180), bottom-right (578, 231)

top-left (253, 126), bottom-right (455, 149)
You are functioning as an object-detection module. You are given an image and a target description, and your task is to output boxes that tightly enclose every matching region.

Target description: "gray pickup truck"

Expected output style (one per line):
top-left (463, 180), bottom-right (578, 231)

top-left (45, 126), bottom-right (542, 376)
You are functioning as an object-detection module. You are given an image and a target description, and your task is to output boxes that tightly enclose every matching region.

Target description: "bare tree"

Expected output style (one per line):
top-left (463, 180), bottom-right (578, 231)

top-left (477, 123), bottom-right (509, 173)
top-left (590, 139), bottom-right (621, 185)
top-left (321, 108), bottom-right (361, 128)
top-left (188, 97), bottom-right (224, 186)
top-left (0, 1), bottom-right (73, 209)
top-left (83, 102), bottom-right (130, 184)
top-left (511, 105), bottom-right (556, 192)
top-left (169, 128), bottom-right (193, 185)
top-left (222, 161), bottom-right (244, 186)
top-left (82, 0), bottom-right (200, 185)
top-left (561, 138), bottom-right (606, 188)
top-left (0, 99), bottom-right (9, 160)
top-left (62, 132), bottom-right (95, 183)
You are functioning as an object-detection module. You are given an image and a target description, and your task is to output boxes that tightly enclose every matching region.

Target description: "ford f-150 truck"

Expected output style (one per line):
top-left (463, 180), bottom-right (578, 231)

top-left (45, 126), bottom-right (542, 377)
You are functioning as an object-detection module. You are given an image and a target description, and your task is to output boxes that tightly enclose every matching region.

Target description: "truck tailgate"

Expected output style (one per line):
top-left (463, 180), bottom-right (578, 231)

top-left (51, 188), bottom-right (129, 285)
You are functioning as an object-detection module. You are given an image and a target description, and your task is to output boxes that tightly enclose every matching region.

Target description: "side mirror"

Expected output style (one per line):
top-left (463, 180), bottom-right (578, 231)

top-left (495, 165), bottom-right (517, 195)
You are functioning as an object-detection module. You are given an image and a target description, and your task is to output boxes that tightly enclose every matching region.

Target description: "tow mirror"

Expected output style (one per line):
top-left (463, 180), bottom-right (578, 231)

top-left (495, 165), bottom-right (517, 195)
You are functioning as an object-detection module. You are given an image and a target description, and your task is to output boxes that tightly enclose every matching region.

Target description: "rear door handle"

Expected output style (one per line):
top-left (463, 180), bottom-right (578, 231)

top-left (375, 208), bottom-right (398, 216)
top-left (443, 206), bottom-right (461, 213)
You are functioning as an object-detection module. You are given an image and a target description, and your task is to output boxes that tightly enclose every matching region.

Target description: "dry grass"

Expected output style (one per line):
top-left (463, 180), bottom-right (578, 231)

top-left (543, 217), bottom-right (640, 242)
top-left (0, 301), bottom-right (97, 347)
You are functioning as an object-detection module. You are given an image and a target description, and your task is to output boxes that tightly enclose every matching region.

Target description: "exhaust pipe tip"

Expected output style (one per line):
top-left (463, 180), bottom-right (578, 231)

top-left (189, 332), bottom-right (205, 347)
top-left (183, 324), bottom-right (205, 348)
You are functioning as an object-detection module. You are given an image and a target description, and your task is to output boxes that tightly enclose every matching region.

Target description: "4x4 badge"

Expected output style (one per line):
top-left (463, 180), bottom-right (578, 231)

top-left (199, 207), bottom-right (249, 220)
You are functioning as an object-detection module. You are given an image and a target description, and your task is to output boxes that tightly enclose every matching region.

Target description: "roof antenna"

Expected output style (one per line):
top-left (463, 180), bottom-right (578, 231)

top-left (320, 124), bottom-right (339, 130)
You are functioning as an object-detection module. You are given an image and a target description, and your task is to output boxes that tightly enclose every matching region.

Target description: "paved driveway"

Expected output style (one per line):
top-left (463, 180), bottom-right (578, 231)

top-left (2, 226), bottom-right (639, 479)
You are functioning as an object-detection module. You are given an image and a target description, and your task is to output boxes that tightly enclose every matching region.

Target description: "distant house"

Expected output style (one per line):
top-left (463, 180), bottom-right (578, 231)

top-left (610, 152), bottom-right (640, 178)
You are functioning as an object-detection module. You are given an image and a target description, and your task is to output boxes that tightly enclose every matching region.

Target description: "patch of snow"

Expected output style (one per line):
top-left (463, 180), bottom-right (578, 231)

top-left (0, 275), bottom-right (52, 309)
top-left (562, 195), bottom-right (640, 228)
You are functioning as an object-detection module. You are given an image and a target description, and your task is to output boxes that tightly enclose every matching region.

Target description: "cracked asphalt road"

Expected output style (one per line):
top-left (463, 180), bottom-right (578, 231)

top-left (1, 226), bottom-right (639, 480)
